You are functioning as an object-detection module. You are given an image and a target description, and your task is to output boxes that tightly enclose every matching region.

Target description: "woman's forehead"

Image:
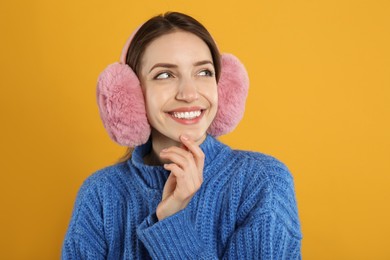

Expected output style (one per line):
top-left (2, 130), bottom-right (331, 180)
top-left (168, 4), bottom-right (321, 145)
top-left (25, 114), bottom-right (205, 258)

top-left (141, 31), bottom-right (213, 70)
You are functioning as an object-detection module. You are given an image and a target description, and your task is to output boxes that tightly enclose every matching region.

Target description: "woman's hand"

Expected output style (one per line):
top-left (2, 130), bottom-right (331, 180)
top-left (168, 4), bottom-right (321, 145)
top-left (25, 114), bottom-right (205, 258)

top-left (156, 135), bottom-right (205, 221)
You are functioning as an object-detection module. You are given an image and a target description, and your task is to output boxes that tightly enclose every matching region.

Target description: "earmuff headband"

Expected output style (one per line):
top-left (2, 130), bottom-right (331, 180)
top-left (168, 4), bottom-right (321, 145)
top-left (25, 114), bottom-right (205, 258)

top-left (97, 24), bottom-right (249, 147)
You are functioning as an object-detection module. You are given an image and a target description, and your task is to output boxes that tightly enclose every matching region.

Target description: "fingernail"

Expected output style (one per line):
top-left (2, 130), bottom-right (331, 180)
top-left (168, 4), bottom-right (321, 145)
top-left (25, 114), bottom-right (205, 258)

top-left (181, 135), bottom-right (188, 141)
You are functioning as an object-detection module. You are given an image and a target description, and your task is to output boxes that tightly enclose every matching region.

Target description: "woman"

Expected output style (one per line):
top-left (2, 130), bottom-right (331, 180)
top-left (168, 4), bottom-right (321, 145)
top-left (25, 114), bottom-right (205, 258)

top-left (62, 12), bottom-right (302, 259)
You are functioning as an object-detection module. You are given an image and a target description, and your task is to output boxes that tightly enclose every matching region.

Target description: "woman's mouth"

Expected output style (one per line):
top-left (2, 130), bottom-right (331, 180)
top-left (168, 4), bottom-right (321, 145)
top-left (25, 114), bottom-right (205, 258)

top-left (167, 108), bottom-right (205, 124)
top-left (172, 110), bottom-right (202, 119)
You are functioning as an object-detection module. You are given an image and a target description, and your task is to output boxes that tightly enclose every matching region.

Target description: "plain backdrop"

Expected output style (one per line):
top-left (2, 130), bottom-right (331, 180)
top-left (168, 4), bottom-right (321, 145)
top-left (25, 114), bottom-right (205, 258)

top-left (1, 0), bottom-right (389, 259)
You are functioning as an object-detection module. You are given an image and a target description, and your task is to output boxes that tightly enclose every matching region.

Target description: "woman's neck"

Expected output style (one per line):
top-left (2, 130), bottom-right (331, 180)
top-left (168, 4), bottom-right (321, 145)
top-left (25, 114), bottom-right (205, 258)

top-left (145, 140), bottom-right (180, 166)
top-left (143, 130), bottom-right (206, 166)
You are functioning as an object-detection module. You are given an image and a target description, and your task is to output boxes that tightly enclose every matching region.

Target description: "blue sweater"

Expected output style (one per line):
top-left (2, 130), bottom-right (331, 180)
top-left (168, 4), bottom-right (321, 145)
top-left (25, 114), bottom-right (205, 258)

top-left (62, 135), bottom-right (302, 259)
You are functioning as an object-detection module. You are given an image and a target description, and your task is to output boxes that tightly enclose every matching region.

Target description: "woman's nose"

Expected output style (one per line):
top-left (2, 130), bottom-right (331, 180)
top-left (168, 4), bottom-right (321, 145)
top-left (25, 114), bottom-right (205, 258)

top-left (175, 78), bottom-right (199, 102)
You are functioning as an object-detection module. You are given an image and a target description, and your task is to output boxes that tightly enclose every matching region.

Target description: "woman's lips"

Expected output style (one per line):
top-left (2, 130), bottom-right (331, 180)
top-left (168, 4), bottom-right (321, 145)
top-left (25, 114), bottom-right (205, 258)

top-left (166, 107), bottom-right (205, 125)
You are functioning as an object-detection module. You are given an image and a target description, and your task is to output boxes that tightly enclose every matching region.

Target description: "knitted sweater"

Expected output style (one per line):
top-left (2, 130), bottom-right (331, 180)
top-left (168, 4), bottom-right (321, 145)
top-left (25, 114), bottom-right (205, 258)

top-left (62, 135), bottom-right (302, 259)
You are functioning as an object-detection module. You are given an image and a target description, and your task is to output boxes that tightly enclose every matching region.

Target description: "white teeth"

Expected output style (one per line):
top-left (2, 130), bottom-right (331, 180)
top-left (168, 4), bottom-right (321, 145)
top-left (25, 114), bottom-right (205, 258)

top-left (172, 110), bottom-right (201, 119)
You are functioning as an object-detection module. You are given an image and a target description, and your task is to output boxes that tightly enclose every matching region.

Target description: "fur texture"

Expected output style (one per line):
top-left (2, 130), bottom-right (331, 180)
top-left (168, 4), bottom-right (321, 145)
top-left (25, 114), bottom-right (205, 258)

top-left (97, 63), bottom-right (150, 147)
top-left (207, 54), bottom-right (249, 136)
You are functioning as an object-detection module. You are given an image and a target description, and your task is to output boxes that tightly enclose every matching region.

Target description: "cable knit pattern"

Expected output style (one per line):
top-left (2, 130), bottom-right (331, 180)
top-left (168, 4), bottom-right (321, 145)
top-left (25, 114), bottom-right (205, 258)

top-left (62, 135), bottom-right (302, 259)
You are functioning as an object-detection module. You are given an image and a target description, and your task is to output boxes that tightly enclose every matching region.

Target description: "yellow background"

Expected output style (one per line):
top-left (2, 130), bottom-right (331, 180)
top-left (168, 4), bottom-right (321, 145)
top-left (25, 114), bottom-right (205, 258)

top-left (1, 0), bottom-right (389, 259)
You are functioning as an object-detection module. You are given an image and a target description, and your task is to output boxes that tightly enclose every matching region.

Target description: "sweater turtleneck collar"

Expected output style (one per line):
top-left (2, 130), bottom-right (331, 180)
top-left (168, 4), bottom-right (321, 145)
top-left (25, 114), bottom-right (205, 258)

top-left (128, 134), bottom-right (228, 190)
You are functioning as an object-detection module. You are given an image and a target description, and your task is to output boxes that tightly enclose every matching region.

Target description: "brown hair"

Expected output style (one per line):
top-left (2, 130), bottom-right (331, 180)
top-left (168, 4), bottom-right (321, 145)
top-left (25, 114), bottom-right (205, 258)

top-left (126, 11), bottom-right (221, 81)
top-left (119, 12), bottom-right (221, 163)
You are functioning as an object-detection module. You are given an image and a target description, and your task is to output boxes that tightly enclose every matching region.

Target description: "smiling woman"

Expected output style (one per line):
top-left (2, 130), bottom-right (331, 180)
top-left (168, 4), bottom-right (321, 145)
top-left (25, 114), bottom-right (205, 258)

top-left (140, 31), bottom-right (218, 150)
top-left (62, 12), bottom-right (302, 259)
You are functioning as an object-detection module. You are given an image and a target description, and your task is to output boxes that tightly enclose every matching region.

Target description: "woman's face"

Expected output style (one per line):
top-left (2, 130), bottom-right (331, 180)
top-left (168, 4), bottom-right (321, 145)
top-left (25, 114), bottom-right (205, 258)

top-left (139, 30), bottom-right (218, 146)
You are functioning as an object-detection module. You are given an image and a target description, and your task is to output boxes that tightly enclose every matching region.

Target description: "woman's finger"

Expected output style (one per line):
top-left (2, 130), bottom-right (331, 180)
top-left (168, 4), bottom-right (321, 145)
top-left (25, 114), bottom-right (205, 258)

top-left (160, 148), bottom-right (192, 170)
top-left (179, 135), bottom-right (205, 174)
top-left (161, 173), bottom-right (176, 201)
top-left (163, 163), bottom-right (200, 200)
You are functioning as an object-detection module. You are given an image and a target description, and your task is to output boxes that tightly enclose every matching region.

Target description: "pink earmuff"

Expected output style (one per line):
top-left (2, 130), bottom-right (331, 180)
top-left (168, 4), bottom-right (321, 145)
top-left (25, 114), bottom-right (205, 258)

top-left (97, 27), bottom-right (249, 147)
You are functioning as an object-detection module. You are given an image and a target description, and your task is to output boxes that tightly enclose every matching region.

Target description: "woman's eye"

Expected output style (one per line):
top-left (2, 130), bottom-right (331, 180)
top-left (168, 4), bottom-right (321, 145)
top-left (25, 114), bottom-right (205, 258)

top-left (198, 69), bottom-right (214, 77)
top-left (154, 72), bottom-right (171, 80)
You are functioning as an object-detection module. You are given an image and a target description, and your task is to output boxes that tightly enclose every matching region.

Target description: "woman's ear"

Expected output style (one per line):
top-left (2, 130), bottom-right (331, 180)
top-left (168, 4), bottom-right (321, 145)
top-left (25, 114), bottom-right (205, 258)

top-left (207, 53), bottom-right (249, 136)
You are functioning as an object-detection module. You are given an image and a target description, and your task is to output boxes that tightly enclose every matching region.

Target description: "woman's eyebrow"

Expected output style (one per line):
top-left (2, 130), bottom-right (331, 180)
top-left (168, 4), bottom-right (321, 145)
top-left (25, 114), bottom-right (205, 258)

top-left (149, 60), bottom-right (214, 73)
top-left (149, 63), bottom-right (177, 73)
top-left (194, 60), bottom-right (214, 66)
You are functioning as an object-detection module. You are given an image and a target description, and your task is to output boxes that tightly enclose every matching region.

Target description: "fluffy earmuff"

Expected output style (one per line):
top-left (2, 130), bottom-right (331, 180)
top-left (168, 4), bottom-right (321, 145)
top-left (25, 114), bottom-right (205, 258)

top-left (97, 29), bottom-right (249, 147)
top-left (208, 54), bottom-right (249, 137)
top-left (97, 63), bottom-right (150, 147)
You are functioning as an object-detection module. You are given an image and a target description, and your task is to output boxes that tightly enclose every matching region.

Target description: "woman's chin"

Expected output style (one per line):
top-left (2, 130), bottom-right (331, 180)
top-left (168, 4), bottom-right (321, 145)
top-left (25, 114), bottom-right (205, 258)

top-left (151, 128), bottom-right (208, 147)
top-left (179, 131), bottom-right (207, 144)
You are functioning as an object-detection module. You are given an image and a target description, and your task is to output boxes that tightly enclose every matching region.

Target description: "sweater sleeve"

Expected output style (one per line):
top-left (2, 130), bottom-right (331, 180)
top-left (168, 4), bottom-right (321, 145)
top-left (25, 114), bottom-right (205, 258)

top-left (136, 208), bottom-right (215, 259)
top-left (136, 158), bottom-right (302, 259)
top-left (62, 175), bottom-right (108, 260)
